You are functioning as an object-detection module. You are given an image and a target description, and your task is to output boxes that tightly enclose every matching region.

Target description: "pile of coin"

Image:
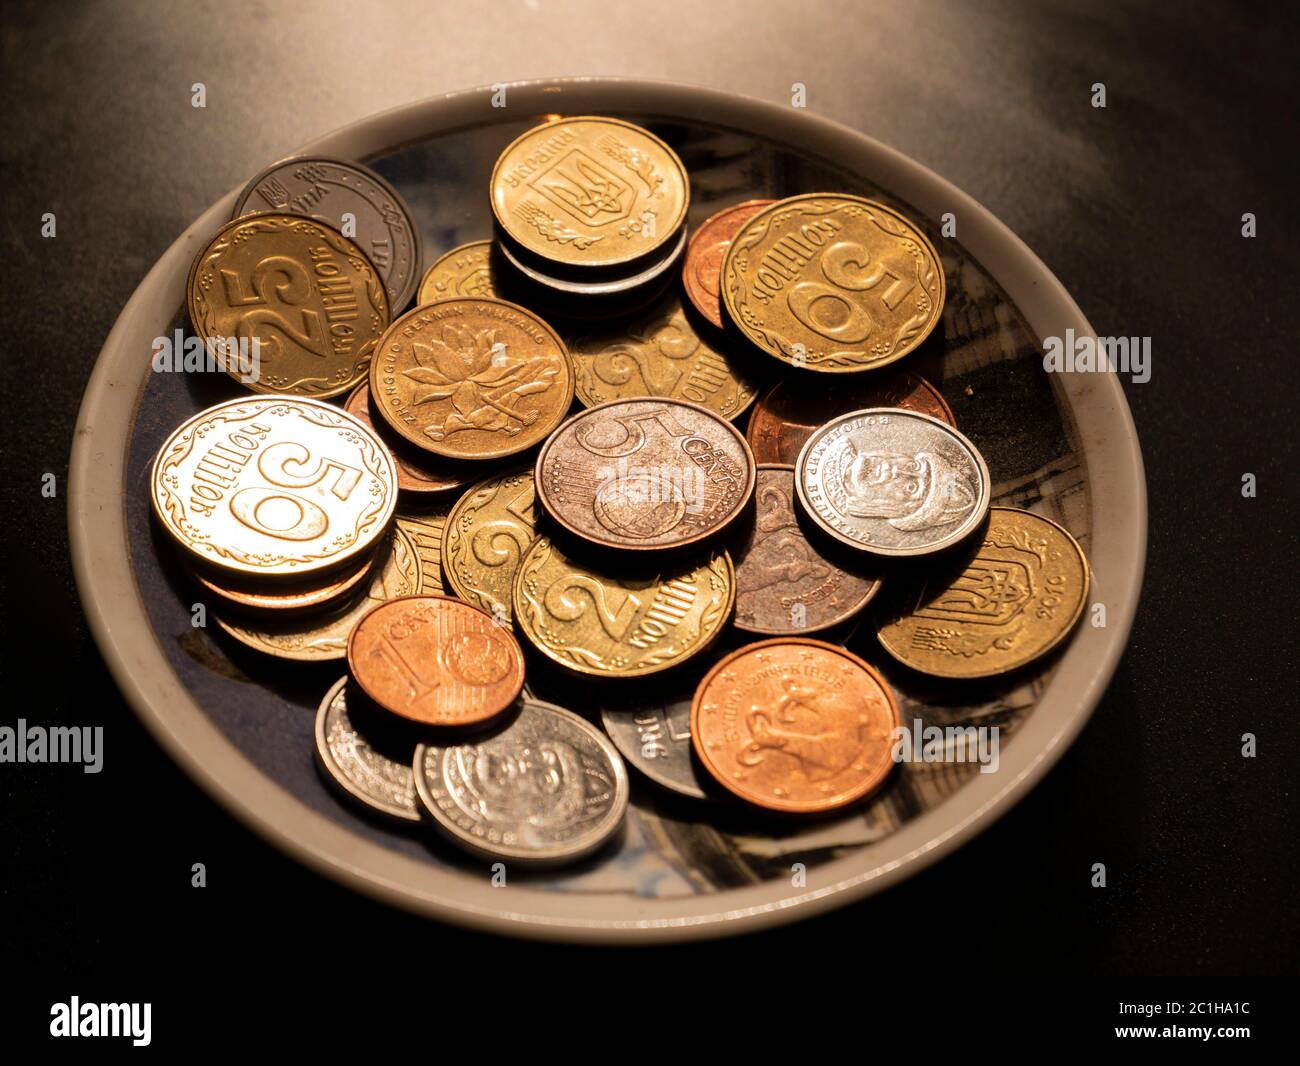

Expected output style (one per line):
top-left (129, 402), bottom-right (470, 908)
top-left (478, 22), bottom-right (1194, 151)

top-left (150, 115), bottom-right (1090, 868)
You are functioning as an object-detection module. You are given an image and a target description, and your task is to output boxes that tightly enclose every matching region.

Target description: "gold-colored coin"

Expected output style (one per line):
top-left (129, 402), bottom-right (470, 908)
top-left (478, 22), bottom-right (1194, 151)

top-left (876, 507), bottom-right (1090, 678)
top-left (186, 214), bottom-right (390, 397)
top-left (441, 467), bottom-right (537, 624)
top-left (512, 536), bottom-right (734, 679)
top-left (395, 510), bottom-right (450, 594)
top-left (151, 396), bottom-right (398, 580)
top-left (215, 522), bottom-right (423, 661)
top-left (565, 288), bottom-right (759, 421)
top-left (369, 298), bottom-right (575, 460)
top-left (490, 116), bottom-right (689, 271)
top-left (417, 241), bottom-right (500, 305)
top-left (721, 194), bottom-right (944, 373)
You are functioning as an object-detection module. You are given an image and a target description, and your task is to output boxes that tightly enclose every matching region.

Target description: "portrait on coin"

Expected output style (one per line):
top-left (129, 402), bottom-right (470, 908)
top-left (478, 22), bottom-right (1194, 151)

top-left (828, 441), bottom-right (975, 530)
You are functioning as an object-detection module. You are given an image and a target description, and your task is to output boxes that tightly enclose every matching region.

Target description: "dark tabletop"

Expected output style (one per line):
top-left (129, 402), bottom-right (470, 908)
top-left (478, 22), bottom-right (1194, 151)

top-left (1, 0), bottom-right (1296, 1017)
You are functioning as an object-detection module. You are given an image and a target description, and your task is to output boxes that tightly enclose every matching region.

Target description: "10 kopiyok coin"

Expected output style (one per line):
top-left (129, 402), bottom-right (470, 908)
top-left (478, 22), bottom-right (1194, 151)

top-left (151, 396), bottom-right (398, 579)
top-left (721, 193), bottom-right (944, 373)
top-left (186, 214), bottom-right (390, 397)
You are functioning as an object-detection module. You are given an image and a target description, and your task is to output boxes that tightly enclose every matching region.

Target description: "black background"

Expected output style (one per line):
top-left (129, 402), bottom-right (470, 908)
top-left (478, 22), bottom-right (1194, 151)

top-left (1, 0), bottom-right (1296, 1042)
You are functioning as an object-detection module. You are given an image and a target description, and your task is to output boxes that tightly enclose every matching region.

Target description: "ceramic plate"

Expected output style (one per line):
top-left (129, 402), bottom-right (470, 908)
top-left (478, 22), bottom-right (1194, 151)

top-left (68, 78), bottom-right (1146, 942)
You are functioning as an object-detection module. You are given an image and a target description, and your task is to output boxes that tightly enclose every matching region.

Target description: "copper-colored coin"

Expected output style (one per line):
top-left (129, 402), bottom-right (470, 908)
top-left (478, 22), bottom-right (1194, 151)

top-left (683, 199), bottom-right (774, 329)
top-left (369, 298), bottom-right (575, 460)
top-left (731, 465), bottom-right (880, 634)
top-left (193, 546), bottom-right (376, 615)
top-left (690, 638), bottom-right (900, 813)
top-left (343, 382), bottom-right (476, 494)
top-left (746, 370), bottom-right (954, 465)
top-left (535, 398), bottom-right (756, 552)
top-left (346, 595), bottom-right (525, 727)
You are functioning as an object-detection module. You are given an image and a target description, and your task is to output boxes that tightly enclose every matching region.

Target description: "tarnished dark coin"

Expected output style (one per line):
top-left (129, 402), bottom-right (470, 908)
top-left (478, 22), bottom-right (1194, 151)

top-left (683, 199), bottom-right (774, 329)
top-left (796, 408), bottom-right (990, 558)
top-left (343, 382), bottom-right (477, 494)
top-left (413, 698), bottom-right (629, 865)
top-left (731, 465), bottom-right (880, 634)
top-left (535, 398), bottom-right (756, 552)
top-left (234, 155), bottom-right (422, 312)
top-left (746, 371), bottom-right (955, 465)
top-left (314, 676), bottom-right (419, 822)
top-left (599, 676), bottom-right (713, 801)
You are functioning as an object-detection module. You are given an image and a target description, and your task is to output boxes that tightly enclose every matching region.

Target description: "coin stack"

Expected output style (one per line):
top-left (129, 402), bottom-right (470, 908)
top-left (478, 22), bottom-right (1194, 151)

top-left (150, 117), bottom-right (1091, 869)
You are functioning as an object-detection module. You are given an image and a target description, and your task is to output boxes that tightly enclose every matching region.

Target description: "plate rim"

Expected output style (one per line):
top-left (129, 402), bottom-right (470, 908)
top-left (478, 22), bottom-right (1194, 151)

top-left (68, 76), bottom-right (1147, 943)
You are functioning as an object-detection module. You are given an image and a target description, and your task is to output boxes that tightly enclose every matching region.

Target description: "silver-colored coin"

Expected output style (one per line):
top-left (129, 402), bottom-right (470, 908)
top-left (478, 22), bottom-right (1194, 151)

top-left (233, 155), bottom-right (422, 312)
top-left (314, 676), bottom-right (419, 822)
top-left (413, 698), bottom-right (629, 865)
top-left (496, 224), bottom-right (687, 296)
top-left (600, 685), bottom-right (711, 801)
top-left (796, 408), bottom-right (991, 557)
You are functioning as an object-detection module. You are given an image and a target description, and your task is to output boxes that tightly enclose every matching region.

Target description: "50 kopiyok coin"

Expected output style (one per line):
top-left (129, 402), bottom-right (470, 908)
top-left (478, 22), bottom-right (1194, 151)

top-left (721, 193), bottom-right (944, 373)
top-left (151, 396), bottom-right (398, 580)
